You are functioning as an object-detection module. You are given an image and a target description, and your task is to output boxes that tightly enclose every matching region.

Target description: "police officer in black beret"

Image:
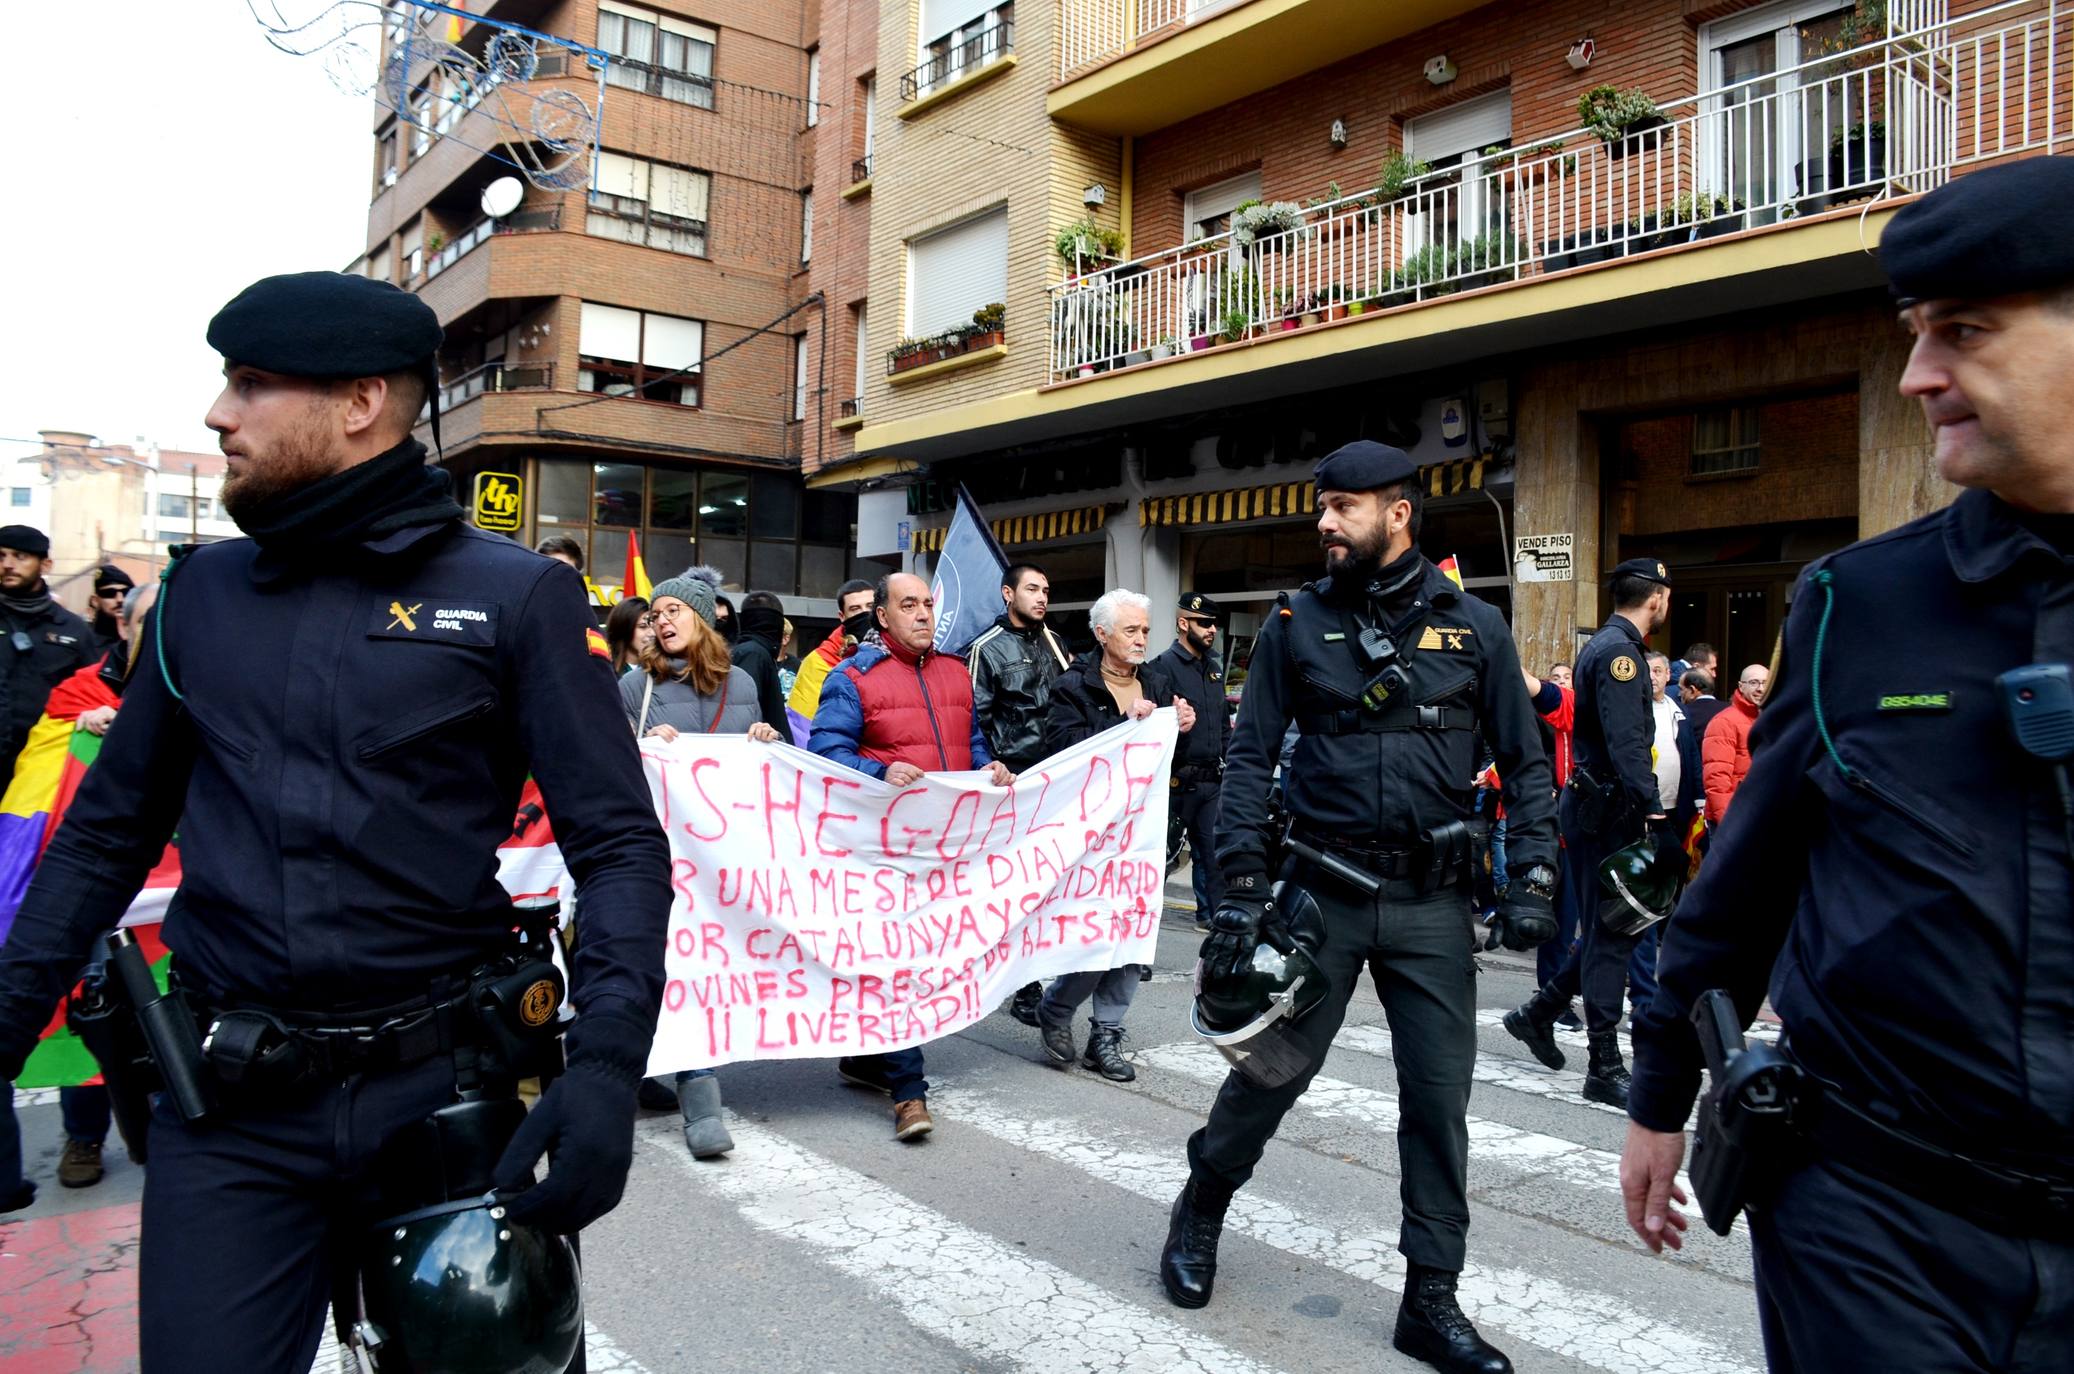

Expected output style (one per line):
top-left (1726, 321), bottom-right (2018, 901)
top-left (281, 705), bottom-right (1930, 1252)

top-left (0, 524), bottom-right (97, 780)
top-left (1503, 556), bottom-right (1674, 1106)
top-left (1621, 156), bottom-right (2074, 1369)
top-left (1161, 441), bottom-right (1558, 1374)
top-left (1154, 592), bottom-right (1232, 922)
top-left (0, 272), bottom-right (671, 1372)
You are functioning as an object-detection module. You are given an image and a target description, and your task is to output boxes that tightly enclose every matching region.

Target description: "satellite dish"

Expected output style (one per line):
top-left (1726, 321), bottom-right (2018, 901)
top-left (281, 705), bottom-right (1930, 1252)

top-left (480, 177), bottom-right (524, 220)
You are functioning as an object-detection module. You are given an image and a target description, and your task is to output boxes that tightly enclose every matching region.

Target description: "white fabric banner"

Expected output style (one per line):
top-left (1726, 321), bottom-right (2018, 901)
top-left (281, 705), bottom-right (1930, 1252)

top-left (638, 712), bottom-right (1178, 1074)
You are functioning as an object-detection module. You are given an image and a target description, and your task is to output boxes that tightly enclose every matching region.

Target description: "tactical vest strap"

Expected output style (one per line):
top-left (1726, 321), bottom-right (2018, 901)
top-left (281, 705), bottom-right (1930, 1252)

top-left (1295, 704), bottom-right (1474, 735)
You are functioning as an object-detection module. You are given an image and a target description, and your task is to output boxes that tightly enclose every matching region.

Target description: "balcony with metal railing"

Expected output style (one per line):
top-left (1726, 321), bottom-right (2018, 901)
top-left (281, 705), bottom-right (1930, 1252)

top-left (1048, 4), bottom-right (2066, 383)
top-left (436, 360), bottom-right (556, 413)
top-left (1051, 0), bottom-right (1485, 135)
top-left (901, 21), bottom-right (1015, 105)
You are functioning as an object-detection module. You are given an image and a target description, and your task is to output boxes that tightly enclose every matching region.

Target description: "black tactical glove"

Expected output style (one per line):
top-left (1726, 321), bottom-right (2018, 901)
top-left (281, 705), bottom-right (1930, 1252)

top-left (1199, 868), bottom-right (1270, 981)
top-left (494, 1007), bottom-right (649, 1235)
top-left (1485, 866), bottom-right (1559, 951)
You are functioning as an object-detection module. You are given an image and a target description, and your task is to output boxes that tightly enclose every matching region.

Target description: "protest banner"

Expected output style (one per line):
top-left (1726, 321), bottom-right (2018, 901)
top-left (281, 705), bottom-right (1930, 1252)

top-left (638, 711), bottom-right (1178, 1075)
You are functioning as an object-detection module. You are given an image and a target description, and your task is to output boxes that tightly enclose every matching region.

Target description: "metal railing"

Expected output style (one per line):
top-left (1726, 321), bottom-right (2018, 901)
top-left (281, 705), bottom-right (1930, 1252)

top-left (852, 155), bottom-right (873, 183)
top-left (901, 21), bottom-right (1014, 101)
top-left (435, 361), bottom-right (555, 412)
top-left (1058, 0), bottom-right (1242, 81)
top-left (418, 205), bottom-right (561, 283)
top-left (1049, 3), bottom-right (2063, 382)
top-left (839, 396), bottom-right (862, 419)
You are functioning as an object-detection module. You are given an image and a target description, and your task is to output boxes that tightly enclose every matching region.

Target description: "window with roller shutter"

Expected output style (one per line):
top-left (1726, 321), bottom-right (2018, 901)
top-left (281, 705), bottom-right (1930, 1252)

top-left (578, 302), bottom-right (704, 408)
top-left (905, 207), bottom-right (1008, 337)
top-left (585, 151), bottom-right (710, 257)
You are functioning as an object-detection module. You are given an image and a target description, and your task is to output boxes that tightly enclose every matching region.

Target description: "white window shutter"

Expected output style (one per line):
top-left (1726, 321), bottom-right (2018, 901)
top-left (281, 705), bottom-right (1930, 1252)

top-left (1406, 91), bottom-right (1513, 162)
top-left (652, 165), bottom-right (709, 220)
top-left (1184, 171), bottom-right (1262, 236)
top-left (579, 302), bottom-right (643, 361)
top-left (642, 314), bottom-right (704, 371)
top-left (920, 0), bottom-right (999, 44)
top-left (906, 207), bottom-right (1008, 336)
top-left (657, 13), bottom-right (718, 43)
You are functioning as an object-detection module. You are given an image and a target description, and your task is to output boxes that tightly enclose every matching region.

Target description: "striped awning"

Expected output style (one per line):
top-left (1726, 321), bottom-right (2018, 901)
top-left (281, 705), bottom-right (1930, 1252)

top-left (1139, 457), bottom-right (1490, 529)
top-left (911, 504), bottom-right (1108, 553)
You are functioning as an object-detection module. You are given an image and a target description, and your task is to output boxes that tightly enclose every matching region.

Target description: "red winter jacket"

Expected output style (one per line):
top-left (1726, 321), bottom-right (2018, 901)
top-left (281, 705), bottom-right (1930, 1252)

top-left (1701, 689), bottom-right (1760, 823)
top-left (807, 636), bottom-right (994, 778)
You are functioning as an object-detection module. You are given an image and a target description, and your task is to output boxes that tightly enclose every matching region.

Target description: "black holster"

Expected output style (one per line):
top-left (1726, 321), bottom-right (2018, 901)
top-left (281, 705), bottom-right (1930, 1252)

top-left (65, 973), bottom-right (157, 1164)
top-left (1417, 820), bottom-right (1476, 893)
top-left (1689, 990), bottom-right (1804, 1235)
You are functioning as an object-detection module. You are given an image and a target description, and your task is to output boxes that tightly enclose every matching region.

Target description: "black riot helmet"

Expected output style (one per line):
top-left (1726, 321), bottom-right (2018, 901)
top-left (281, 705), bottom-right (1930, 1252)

top-left (351, 1098), bottom-right (584, 1374)
top-left (1596, 834), bottom-right (1688, 937)
top-left (1190, 881), bottom-right (1330, 1089)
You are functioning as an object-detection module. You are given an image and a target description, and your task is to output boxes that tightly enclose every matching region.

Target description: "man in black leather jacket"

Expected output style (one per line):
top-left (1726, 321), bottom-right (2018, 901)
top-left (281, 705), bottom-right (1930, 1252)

top-left (968, 563), bottom-right (1073, 1027)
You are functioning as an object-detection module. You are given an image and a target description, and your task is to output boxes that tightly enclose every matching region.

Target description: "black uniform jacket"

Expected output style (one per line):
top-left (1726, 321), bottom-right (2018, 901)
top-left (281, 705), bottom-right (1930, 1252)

top-left (1216, 559), bottom-right (1556, 881)
top-left (1566, 615), bottom-right (1660, 840)
top-left (1044, 651), bottom-right (1178, 756)
top-left (969, 615), bottom-right (1070, 771)
top-left (1630, 490), bottom-right (2074, 1167)
top-left (1153, 639), bottom-right (1231, 774)
top-left (0, 519), bottom-right (671, 1071)
top-left (0, 597), bottom-right (96, 776)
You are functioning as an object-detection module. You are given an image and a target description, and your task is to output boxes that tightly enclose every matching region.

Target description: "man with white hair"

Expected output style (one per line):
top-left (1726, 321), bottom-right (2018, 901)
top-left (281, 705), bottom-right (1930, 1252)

top-left (1033, 589), bottom-right (1196, 1080)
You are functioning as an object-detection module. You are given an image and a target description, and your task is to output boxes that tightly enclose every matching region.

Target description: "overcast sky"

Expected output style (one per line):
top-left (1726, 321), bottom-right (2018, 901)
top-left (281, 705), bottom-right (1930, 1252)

top-left (0, 3), bottom-right (376, 463)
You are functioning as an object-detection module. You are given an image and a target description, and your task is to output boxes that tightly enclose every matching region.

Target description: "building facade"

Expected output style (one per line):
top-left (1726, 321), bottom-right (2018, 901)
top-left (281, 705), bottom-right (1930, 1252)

top-left (817, 0), bottom-right (2062, 673)
top-left (352, 0), bottom-right (879, 617)
top-left (9, 431), bottom-right (231, 606)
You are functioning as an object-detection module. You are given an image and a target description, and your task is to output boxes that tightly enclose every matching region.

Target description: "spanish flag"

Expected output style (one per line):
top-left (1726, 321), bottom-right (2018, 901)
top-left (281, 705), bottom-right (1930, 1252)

top-left (446, 2), bottom-right (466, 43)
top-left (624, 531), bottom-right (654, 601)
top-left (1437, 555), bottom-right (1464, 590)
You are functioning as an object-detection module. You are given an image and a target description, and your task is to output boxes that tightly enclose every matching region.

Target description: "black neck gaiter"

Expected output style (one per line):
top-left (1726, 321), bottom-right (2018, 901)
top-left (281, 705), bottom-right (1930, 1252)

top-left (231, 438), bottom-right (463, 555)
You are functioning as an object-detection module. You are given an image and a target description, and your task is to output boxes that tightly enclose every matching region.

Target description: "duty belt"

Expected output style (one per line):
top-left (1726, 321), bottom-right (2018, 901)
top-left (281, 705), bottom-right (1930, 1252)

top-left (193, 988), bottom-right (488, 1087)
top-left (1797, 1068), bottom-right (2074, 1239)
top-left (1171, 762), bottom-right (1222, 787)
top-left (1295, 705), bottom-right (1471, 736)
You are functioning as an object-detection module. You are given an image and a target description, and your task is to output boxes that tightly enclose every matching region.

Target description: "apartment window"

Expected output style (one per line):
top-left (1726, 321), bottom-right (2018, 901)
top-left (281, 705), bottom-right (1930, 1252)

top-left (586, 151), bottom-right (711, 256)
top-left (1691, 407), bottom-right (1762, 476)
top-left (402, 218), bottom-right (425, 280)
top-left (914, 0), bottom-right (1013, 97)
top-left (1703, 2), bottom-right (1856, 214)
top-left (1403, 90), bottom-right (1512, 249)
top-left (598, 1), bottom-right (716, 109)
top-left (159, 493), bottom-right (192, 521)
top-left (800, 190), bottom-right (814, 263)
top-left (805, 47), bottom-right (821, 127)
top-left (579, 302), bottom-right (704, 407)
top-left (409, 85), bottom-right (432, 156)
top-left (859, 75), bottom-right (877, 177)
top-left (376, 132), bottom-right (398, 190)
top-left (1182, 171), bottom-right (1261, 243)
top-left (792, 335), bottom-right (809, 421)
top-left (852, 303), bottom-right (869, 407)
top-left (10, 489), bottom-right (30, 508)
top-left (906, 206), bottom-right (1008, 335)
top-left (367, 246), bottom-right (393, 284)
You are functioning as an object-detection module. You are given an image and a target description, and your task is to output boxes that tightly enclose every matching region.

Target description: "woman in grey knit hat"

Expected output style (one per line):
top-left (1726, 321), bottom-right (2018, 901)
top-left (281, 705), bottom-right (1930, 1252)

top-left (618, 565), bottom-right (780, 1157)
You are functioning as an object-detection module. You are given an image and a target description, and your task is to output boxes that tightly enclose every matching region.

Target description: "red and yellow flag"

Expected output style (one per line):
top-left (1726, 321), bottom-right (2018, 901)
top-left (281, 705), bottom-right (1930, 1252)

top-left (625, 531), bottom-right (654, 601)
top-left (1437, 554), bottom-right (1464, 590)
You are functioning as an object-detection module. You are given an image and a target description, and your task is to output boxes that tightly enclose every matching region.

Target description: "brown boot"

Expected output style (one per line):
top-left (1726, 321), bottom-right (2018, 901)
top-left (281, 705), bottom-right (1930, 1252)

top-left (58, 1139), bottom-right (104, 1189)
top-left (893, 1098), bottom-right (934, 1141)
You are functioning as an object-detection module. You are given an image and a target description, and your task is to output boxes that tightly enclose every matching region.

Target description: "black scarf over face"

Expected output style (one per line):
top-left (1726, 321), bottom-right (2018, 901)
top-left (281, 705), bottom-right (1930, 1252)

top-left (230, 437), bottom-right (463, 555)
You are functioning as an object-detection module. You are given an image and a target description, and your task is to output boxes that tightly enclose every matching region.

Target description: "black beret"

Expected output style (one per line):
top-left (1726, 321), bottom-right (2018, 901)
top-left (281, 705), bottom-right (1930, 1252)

top-left (0, 525), bottom-right (50, 559)
top-left (94, 564), bottom-right (135, 591)
top-left (1178, 593), bottom-right (1220, 619)
top-left (1610, 556), bottom-right (1672, 588)
top-left (207, 271), bottom-right (442, 379)
top-left (1314, 440), bottom-right (1417, 493)
top-left (1882, 157), bottom-right (2074, 304)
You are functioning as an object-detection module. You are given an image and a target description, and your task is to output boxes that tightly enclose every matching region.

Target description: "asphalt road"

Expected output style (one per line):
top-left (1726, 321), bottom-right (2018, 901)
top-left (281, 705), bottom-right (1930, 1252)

top-left (1, 902), bottom-right (1767, 1374)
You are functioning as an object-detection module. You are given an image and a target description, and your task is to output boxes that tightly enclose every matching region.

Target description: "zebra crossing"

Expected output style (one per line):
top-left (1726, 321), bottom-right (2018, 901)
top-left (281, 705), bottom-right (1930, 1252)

top-left (570, 949), bottom-right (1766, 1374)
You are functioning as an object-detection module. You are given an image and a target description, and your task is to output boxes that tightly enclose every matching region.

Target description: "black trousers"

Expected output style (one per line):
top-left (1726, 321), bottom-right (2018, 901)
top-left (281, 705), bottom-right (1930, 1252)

top-left (1173, 780), bottom-right (1223, 912)
top-left (137, 1059), bottom-right (571, 1373)
top-left (1187, 874), bottom-right (1478, 1270)
top-left (1536, 827), bottom-right (1637, 1034)
top-left (1752, 1157), bottom-right (2074, 1372)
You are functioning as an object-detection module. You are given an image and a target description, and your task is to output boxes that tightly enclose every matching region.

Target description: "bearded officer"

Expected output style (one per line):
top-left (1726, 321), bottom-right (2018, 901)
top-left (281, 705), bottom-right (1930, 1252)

top-left (1159, 441), bottom-right (1558, 1374)
top-left (1621, 156), bottom-right (2074, 1371)
top-left (0, 271), bottom-right (671, 1373)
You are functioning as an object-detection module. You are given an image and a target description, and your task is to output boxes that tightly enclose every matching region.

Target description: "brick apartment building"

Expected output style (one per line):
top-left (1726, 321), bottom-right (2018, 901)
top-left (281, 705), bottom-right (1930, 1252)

top-left (812, 0), bottom-right (2064, 674)
top-left (353, 0), bottom-right (880, 617)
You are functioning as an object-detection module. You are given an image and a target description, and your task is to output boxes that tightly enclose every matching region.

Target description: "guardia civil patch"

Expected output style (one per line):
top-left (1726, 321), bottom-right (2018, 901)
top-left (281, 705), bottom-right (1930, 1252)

top-left (1877, 692), bottom-right (1954, 712)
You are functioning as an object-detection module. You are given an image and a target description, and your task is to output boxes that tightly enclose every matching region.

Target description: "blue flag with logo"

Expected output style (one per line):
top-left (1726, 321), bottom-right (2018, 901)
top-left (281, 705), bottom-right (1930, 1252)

top-left (930, 485), bottom-right (1008, 657)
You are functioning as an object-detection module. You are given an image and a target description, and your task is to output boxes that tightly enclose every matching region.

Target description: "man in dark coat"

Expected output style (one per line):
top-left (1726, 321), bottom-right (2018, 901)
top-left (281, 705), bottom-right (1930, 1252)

top-left (0, 525), bottom-right (97, 780)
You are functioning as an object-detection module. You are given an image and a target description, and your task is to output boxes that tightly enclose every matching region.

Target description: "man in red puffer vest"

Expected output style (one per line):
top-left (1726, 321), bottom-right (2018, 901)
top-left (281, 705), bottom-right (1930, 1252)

top-left (808, 571), bottom-right (1014, 1141)
top-left (1700, 663), bottom-right (1768, 824)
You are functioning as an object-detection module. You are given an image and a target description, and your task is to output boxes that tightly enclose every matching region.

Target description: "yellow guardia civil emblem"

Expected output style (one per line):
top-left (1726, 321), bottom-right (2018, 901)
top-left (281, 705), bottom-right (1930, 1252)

top-left (387, 601), bottom-right (422, 632)
top-left (519, 977), bottom-right (561, 1028)
top-left (1610, 655), bottom-right (1638, 682)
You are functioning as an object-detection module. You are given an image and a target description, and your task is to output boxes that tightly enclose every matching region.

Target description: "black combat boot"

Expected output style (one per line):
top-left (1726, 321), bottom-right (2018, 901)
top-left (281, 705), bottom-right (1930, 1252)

top-left (1393, 1262), bottom-right (1513, 1374)
top-left (1081, 1024), bottom-right (1135, 1081)
top-left (1008, 981), bottom-right (1043, 1027)
top-left (1037, 995), bottom-right (1076, 1066)
top-left (1502, 992), bottom-right (1567, 1071)
top-left (1159, 1175), bottom-right (1232, 1308)
top-left (1582, 1031), bottom-right (1632, 1109)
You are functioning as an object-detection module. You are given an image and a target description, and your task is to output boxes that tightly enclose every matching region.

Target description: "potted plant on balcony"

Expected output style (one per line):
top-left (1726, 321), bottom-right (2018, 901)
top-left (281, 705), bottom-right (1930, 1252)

top-left (1056, 217), bottom-right (1123, 279)
top-left (1218, 306), bottom-right (1251, 346)
top-left (1668, 190), bottom-right (1746, 242)
top-left (1233, 201), bottom-right (1306, 252)
top-left (1580, 85), bottom-right (1667, 160)
top-left (1386, 242), bottom-right (1452, 304)
top-left (1452, 231), bottom-right (1521, 292)
top-left (1830, 120), bottom-right (1887, 193)
top-left (1379, 151), bottom-right (1433, 205)
top-left (969, 302), bottom-right (1006, 349)
top-left (1151, 335), bottom-right (1177, 361)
